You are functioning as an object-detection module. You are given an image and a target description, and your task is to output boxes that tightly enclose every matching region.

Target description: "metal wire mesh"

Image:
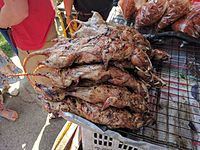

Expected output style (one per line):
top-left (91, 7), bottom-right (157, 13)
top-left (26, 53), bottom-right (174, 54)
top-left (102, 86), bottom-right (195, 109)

top-left (113, 39), bottom-right (200, 149)
top-left (105, 6), bottom-right (200, 149)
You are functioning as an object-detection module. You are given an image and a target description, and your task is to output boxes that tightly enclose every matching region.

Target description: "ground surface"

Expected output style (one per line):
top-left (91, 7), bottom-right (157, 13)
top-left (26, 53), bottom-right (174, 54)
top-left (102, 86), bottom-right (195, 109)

top-left (0, 56), bottom-right (66, 150)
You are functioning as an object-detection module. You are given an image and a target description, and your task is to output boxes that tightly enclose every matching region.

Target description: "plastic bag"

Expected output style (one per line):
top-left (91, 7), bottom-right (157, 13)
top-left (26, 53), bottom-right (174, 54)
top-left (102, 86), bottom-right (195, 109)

top-left (119, 0), bottom-right (137, 19)
top-left (158, 0), bottom-right (191, 29)
top-left (172, 2), bottom-right (200, 38)
top-left (134, 0), bottom-right (147, 9)
top-left (135, 0), bottom-right (168, 28)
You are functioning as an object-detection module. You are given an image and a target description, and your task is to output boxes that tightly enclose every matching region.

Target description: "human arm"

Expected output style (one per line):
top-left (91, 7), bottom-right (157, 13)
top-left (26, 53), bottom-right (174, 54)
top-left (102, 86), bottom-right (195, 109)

top-left (63, 0), bottom-right (74, 24)
top-left (0, 0), bottom-right (28, 28)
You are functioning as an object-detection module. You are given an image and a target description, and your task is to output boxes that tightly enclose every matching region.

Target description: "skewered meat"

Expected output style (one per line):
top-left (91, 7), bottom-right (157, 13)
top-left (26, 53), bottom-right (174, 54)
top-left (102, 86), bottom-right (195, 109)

top-left (74, 18), bottom-right (152, 52)
top-left (135, 0), bottom-right (168, 28)
top-left (35, 84), bottom-right (148, 113)
top-left (46, 98), bottom-right (153, 129)
top-left (7, 12), bottom-right (169, 130)
top-left (72, 12), bottom-right (152, 52)
top-left (172, 2), bottom-right (200, 38)
top-left (158, 0), bottom-right (191, 29)
top-left (39, 47), bottom-right (168, 86)
top-left (24, 30), bottom-right (152, 72)
top-left (119, 0), bottom-right (137, 19)
top-left (10, 64), bottom-right (149, 99)
top-left (66, 85), bottom-right (148, 112)
top-left (21, 12), bottom-right (157, 75)
top-left (25, 38), bottom-right (133, 69)
top-left (37, 65), bottom-right (149, 98)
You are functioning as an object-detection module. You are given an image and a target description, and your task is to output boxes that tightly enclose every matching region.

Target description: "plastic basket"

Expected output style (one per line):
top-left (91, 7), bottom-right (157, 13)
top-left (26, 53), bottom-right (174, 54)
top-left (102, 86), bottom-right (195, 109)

top-left (82, 128), bottom-right (146, 150)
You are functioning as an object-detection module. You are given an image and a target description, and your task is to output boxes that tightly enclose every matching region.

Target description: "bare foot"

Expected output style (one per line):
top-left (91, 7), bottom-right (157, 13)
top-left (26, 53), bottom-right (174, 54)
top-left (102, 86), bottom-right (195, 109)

top-left (0, 109), bottom-right (18, 121)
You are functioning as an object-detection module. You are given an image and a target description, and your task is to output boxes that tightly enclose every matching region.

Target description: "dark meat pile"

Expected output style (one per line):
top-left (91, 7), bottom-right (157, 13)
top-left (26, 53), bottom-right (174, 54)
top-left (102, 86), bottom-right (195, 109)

top-left (22, 12), bottom-right (169, 129)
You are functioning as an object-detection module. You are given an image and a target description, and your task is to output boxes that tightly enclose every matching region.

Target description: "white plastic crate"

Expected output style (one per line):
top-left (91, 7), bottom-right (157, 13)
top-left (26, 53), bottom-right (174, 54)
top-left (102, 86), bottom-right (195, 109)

top-left (81, 127), bottom-right (166, 150)
top-left (61, 113), bottom-right (165, 150)
top-left (82, 128), bottom-right (142, 150)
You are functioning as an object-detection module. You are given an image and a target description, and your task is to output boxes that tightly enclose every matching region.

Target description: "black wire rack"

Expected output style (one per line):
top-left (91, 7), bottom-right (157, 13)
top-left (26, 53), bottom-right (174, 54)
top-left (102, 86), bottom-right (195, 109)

top-left (114, 38), bottom-right (200, 149)
top-left (105, 7), bottom-right (200, 149)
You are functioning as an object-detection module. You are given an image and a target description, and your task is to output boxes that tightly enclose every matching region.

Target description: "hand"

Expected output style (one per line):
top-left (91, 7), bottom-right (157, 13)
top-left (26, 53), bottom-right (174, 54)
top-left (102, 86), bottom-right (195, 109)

top-left (66, 15), bottom-right (77, 34)
top-left (66, 15), bottom-right (72, 25)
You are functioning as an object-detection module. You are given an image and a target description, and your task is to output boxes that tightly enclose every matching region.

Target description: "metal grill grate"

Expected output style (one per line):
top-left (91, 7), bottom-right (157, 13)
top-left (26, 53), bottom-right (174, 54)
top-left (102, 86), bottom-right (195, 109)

top-left (106, 7), bottom-right (200, 149)
top-left (112, 39), bottom-right (200, 149)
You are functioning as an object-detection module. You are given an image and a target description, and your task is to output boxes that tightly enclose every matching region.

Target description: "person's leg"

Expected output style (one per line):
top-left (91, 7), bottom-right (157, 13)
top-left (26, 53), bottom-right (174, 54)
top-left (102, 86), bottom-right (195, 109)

top-left (0, 91), bottom-right (18, 121)
top-left (0, 108), bottom-right (18, 121)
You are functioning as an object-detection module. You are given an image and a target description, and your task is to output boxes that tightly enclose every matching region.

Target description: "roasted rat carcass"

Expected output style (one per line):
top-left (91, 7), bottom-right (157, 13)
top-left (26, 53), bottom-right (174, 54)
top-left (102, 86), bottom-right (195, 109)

top-left (158, 0), bottom-right (191, 29)
top-left (66, 85), bottom-right (148, 112)
top-left (73, 12), bottom-right (169, 59)
top-left (172, 2), bottom-right (200, 38)
top-left (73, 14), bottom-right (152, 53)
top-left (24, 29), bottom-right (152, 72)
top-left (45, 98), bottom-right (153, 129)
top-left (33, 64), bottom-right (149, 98)
top-left (10, 64), bottom-right (149, 98)
top-left (35, 84), bottom-right (148, 112)
top-left (22, 12), bottom-right (169, 75)
top-left (71, 12), bottom-right (152, 52)
top-left (31, 40), bottom-right (168, 85)
top-left (135, 0), bottom-right (168, 28)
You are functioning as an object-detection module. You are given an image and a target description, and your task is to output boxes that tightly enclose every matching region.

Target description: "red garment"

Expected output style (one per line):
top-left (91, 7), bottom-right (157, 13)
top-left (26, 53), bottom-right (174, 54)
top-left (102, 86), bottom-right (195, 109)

top-left (0, 0), bottom-right (55, 50)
